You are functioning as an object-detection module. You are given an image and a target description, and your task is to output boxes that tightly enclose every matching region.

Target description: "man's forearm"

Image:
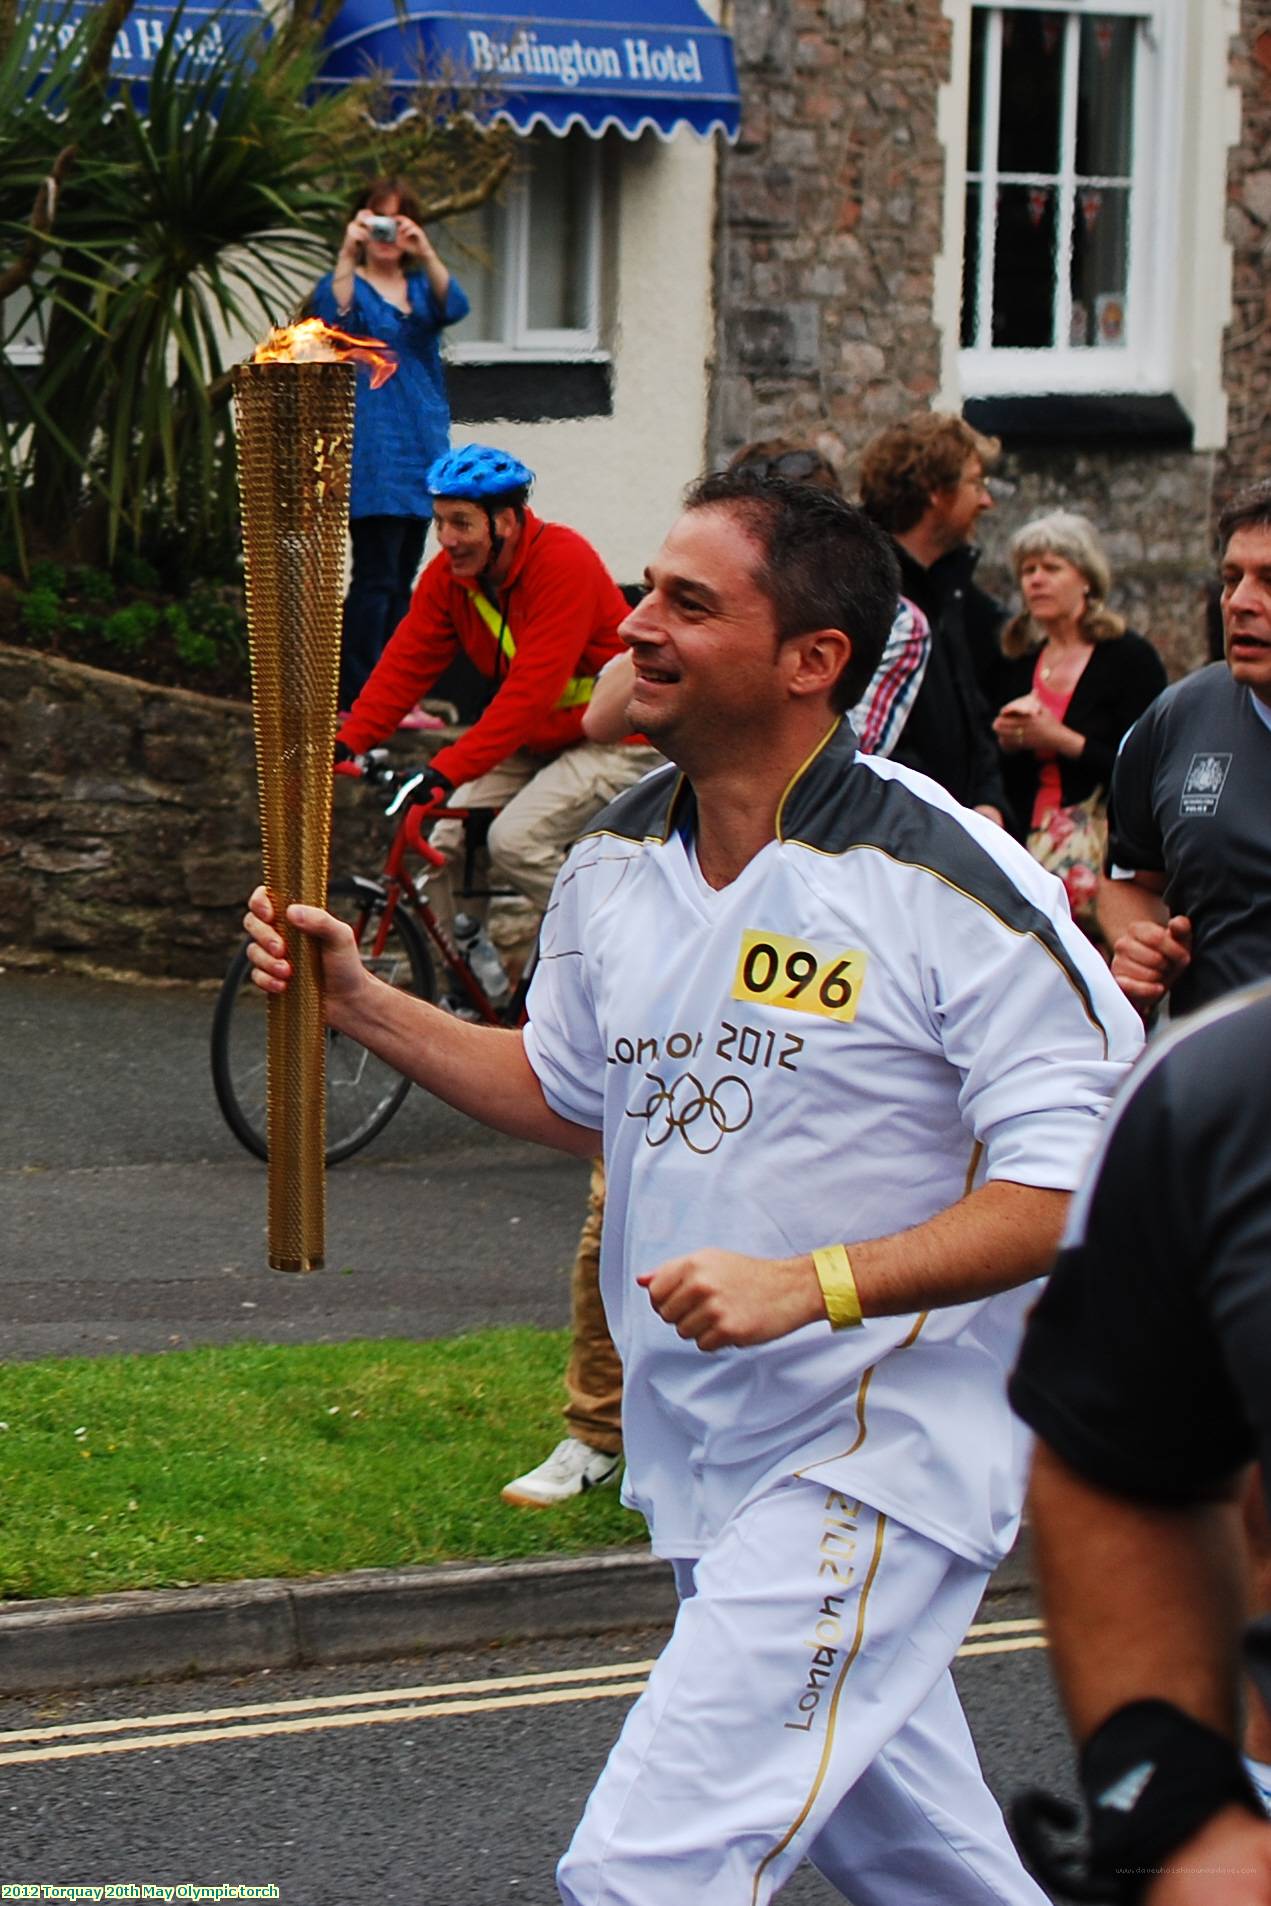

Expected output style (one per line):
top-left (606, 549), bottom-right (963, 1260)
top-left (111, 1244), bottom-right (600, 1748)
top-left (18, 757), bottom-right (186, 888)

top-left (641, 1180), bottom-right (1069, 1350)
top-left (329, 973), bottom-right (599, 1157)
top-left (849, 1178), bottom-right (1067, 1315)
top-left (1030, 1442), bottom-right (1248, 1743)
top-left (582, 652), bottom-right (636, 744)
top-left (1097, 871), bottom-right (1167, 948)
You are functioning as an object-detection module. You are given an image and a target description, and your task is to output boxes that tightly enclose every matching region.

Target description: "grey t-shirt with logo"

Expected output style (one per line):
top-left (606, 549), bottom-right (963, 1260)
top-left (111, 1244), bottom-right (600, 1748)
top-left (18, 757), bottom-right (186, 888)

top-left (1107, 661), bottom-right (1271, 1016)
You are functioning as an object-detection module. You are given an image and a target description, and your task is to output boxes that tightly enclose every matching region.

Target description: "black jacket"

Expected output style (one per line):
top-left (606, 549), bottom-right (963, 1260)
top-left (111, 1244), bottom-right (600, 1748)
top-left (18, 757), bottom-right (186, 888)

top-left (992, 631), bottom-right (1168, 840)
top-left (889, 542), bottom-right (1009, 813)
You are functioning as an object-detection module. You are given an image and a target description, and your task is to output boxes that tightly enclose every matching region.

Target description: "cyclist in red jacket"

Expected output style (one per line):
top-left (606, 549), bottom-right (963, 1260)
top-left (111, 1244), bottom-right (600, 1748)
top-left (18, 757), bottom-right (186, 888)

top-left (337, 444), bottom-right (659, 959)
top-left (339, 446), bottom-right (656, 1511)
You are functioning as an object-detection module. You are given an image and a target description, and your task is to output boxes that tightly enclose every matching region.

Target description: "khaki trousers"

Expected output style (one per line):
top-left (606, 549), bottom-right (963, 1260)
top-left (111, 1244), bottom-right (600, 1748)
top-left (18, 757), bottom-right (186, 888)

top-left (564, 1159), bottom-right (623, 1455)
top-left (428, 741), bottom-right (662, 962)
top-left (428, 745), bottom-right (644, 1446)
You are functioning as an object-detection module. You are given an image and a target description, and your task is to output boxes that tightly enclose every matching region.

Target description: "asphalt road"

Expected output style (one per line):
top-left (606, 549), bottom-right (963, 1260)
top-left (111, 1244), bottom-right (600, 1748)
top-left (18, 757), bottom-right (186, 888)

top-left (0, 968), bottom-right (591, 1362)
top-left (0, 970), bottom-right (1081, 1904)
top-left (0, 1585), bottom-right (1074, 1905)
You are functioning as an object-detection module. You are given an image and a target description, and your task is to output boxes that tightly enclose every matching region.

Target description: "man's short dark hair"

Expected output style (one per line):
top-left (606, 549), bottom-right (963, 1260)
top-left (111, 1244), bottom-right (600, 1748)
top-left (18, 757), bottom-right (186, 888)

top-left (683, 471), bottom-right (900, 712)
top-left (858, 411), bottom-right (1000, 536)
top-left (1218, 480), bottom-right (1271, 554)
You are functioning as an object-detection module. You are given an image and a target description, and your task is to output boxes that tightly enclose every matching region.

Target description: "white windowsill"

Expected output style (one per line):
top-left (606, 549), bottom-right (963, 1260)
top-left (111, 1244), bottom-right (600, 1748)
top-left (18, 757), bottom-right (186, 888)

top-left (960, 347), bottom-right (1172, 399)
top-left (446, 346), bottom-right (611, 364)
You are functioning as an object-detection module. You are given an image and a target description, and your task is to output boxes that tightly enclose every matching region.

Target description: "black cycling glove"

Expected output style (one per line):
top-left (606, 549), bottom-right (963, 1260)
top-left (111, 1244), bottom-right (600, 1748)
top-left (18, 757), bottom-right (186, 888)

top-left (407, 767), bottom-right (454, 808)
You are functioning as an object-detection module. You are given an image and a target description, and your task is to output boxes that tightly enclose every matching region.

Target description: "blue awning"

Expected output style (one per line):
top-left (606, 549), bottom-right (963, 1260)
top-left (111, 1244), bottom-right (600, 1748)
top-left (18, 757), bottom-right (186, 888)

top-left (34, 0), bottom-right (267, 94)
top-left (317, 0), bottom-right (740, 141)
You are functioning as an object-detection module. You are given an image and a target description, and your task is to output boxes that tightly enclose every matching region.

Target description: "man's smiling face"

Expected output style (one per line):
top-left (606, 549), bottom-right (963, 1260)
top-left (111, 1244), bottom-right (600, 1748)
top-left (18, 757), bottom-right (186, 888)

top-left (432, 498), bottom-right (521, 585)
top-left (618, 506), bottom-right (790, 762)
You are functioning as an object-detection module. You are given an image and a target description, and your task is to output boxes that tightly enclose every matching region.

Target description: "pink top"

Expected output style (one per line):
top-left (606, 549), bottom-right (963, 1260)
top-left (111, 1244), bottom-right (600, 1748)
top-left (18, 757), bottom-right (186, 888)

top-left (1030, 655), bottom-right (1075, 831)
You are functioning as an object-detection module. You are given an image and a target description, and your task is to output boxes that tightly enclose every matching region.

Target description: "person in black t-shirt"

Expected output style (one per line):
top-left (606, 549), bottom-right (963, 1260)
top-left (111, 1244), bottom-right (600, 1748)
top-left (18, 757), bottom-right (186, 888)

top-left (1099, 481), bottom-right (1271, 1018)
top-left (1089, 483), bottom-right (1271, 1887)
top-left (855, 411), bottom-right (1009, 820)
top-left (1010, 983), bottom-right (1271, 1904)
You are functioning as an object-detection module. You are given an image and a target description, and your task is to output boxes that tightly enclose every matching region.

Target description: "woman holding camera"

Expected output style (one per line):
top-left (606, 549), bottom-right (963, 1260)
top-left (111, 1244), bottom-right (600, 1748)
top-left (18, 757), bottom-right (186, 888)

top-left (311, 177), bottom-right (470, 713)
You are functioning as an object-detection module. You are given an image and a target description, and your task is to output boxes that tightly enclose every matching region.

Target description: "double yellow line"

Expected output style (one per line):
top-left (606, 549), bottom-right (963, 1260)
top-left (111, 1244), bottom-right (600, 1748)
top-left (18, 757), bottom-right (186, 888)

top-left (0, 1617), bottom-right (1045, 1768)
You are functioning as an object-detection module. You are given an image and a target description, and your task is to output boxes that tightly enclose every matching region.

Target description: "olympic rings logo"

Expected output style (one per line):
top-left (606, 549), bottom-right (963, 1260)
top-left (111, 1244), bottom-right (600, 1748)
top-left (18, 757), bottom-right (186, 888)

top-left (625, 1071), bottom-right (754, 1154)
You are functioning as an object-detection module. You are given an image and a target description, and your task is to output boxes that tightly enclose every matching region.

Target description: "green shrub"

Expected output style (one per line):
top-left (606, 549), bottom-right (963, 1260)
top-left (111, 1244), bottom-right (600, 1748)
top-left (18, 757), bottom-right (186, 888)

top-left (185, 582), bottom-right (244, 642)
top-left (178, 583), bottom-right (247, 666)
top-left (73, 566), bottom-right (115, 609)
top-left (62, 610), bottom-right (104, 641)
top-left (27, 559), bottom-right (67, 596)
top-left (102, 602), bottom-right (162, 654)
top-left (19, 586), bottom-right (63, 639)
top-left (167, 603), bottom-right (219, 670)
top-left (113, 551), bottom-right (161, 592)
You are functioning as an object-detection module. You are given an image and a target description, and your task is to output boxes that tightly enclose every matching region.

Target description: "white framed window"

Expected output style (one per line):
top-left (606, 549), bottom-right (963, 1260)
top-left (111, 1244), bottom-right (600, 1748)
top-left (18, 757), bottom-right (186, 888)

top-left (436, 129), bottom-right (604, 360)
top-left (959, 0), bottom-right (1180, 397)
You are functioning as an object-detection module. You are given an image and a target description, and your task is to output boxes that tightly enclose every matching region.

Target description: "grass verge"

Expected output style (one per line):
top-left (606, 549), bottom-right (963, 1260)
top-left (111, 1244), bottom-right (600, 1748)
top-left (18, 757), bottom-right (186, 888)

top-left (0, 1330), bottom-right (645, 1602)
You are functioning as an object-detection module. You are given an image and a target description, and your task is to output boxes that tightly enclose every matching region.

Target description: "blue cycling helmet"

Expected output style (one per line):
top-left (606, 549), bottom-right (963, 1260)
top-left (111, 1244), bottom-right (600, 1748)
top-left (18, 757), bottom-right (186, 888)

top-left (427, 444), bottom-right (534, 502)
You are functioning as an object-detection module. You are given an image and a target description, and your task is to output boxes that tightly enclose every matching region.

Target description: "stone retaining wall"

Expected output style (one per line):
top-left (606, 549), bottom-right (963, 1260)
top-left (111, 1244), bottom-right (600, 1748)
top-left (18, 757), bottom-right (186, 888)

top-left (0, 645), bottom-right (443, 983)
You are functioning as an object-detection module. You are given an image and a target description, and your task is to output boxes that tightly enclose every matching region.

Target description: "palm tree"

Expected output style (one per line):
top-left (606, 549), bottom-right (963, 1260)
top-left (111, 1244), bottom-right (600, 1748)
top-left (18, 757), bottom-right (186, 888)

top-left (0, 0), bottom-right (513, 577)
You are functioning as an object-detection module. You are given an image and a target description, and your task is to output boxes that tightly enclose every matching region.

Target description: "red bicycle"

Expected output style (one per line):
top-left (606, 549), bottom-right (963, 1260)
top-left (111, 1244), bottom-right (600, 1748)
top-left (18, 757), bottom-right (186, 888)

top-left (210, 751), bottom-right (531, 1164)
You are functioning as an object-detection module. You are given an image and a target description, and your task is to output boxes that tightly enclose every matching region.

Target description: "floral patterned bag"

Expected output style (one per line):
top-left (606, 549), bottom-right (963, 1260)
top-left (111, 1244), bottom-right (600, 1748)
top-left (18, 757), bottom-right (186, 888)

top-left (1027, 788), bottom-right (1108, 946)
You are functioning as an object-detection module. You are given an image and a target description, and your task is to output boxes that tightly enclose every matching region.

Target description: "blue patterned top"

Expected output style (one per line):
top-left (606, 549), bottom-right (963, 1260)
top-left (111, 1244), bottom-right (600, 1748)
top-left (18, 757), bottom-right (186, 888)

top-left (311, 268), bottom-right (470, 520)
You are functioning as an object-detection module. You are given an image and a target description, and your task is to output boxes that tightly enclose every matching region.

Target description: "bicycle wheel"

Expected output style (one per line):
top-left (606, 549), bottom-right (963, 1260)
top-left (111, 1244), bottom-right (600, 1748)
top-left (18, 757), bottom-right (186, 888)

top-left (210, 878), bottom-right (435, 1166)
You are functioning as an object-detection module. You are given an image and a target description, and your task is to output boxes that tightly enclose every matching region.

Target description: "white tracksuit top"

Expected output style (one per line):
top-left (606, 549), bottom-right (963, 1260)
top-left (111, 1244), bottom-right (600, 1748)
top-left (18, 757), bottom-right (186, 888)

top-left (524, 721), bottom-right (1143, 1567)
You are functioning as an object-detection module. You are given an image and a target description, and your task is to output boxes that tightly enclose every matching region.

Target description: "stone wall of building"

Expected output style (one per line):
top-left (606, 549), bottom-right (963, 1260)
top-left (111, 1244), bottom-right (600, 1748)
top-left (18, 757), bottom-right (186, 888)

top-left (711, 0), bottom-right (1242, 677)
top-left (1219, 1), bottom-right (1271, 507)
top-left (711, 0), bottom-right (952, 471)
top-left (0, 646), bottom-right (442, 983)
top-left (968, 449), bottom-right (1218, 680)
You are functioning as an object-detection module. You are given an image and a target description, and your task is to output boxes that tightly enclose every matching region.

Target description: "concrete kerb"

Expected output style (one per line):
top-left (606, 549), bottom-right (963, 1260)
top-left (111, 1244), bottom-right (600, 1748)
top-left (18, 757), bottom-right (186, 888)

top-left (0, 1551), bottom-right (679, 1696)
top-left (0, 1531), bottom-right (1034, 1698)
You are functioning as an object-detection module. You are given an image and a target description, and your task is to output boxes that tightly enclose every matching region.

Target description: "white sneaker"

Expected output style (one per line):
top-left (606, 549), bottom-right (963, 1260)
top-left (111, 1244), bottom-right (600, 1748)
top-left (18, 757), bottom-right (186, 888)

top-left (501, 1437), bottom-right (622, 1508)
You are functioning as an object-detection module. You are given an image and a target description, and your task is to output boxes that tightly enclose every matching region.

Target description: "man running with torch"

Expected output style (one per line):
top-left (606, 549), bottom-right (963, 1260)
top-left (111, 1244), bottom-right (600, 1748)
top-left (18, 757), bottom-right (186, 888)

top-left (242, 472), bottom-right (1140, 1902)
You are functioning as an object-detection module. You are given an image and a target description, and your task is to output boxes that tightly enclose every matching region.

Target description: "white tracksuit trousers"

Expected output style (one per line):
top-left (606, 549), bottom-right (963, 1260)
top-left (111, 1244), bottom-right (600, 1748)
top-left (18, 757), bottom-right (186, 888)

top-left (557, 1476), bottom-right (1048, 1905)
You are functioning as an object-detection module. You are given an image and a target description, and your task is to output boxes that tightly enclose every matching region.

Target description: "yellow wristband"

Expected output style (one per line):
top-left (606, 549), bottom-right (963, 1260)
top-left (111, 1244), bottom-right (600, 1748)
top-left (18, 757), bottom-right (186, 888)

top-left (812, 1244), bottom-right (863, 1331)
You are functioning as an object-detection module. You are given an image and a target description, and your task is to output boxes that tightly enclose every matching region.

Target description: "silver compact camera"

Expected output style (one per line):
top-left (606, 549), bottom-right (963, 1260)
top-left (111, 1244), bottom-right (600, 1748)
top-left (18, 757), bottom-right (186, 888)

top-left (366, 214), bottom-right (398, 243)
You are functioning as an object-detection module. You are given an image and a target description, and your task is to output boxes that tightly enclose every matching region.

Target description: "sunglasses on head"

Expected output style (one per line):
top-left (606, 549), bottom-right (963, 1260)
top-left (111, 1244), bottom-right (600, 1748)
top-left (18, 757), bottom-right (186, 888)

top-left (734, 450), bottom-right (827, 482)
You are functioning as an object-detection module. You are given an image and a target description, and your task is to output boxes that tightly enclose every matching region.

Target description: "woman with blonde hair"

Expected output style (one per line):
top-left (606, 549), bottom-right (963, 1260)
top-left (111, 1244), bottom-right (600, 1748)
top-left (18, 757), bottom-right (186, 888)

top-left (992, 510), bottom-right (1165, 932)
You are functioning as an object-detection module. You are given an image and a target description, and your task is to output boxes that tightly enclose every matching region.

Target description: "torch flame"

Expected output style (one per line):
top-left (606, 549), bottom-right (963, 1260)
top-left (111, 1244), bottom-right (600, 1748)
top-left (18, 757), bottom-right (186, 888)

top-left (253, 318), bottom-right (398, 390)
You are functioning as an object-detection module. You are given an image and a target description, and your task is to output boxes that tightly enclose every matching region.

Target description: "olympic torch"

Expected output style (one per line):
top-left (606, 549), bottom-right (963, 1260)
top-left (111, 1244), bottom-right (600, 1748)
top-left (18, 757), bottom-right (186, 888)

top-left (234, 320), bottom-right (395, 1271)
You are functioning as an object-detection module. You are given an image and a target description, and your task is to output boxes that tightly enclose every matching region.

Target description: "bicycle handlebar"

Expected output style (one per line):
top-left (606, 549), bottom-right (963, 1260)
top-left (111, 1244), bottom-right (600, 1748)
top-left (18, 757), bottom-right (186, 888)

top-left (335, 748), bottom-right (492, 842)
top-left (333, 749), bottom-right (442, 806)
top-left (330, 747), bottom-right (509, 891)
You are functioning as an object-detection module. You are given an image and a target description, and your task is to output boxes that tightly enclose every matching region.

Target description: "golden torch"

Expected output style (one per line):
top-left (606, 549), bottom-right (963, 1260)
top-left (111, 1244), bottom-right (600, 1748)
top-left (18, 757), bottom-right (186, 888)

top-left (234, 319), bottom-right (395, 1271)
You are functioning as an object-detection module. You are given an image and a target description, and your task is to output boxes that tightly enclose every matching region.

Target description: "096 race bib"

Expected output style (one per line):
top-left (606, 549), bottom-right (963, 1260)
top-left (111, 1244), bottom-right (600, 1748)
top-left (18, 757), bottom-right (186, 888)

top-left (730, 929), bottom-right (867, 1024)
